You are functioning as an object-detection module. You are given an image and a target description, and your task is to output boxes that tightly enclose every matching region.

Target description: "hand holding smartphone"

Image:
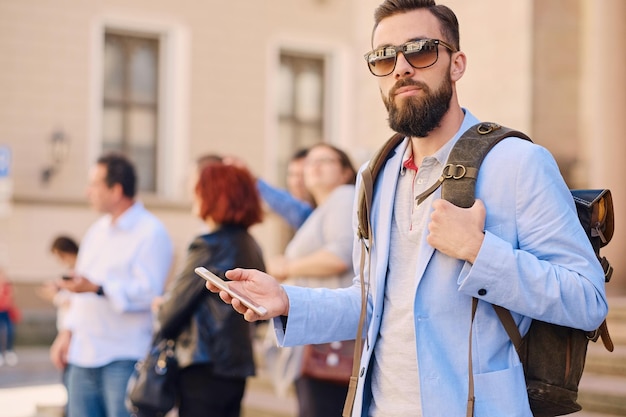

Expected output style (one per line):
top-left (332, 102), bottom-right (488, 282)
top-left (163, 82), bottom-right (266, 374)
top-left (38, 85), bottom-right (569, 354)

top-left (195, 267), bottom-right (268, 316)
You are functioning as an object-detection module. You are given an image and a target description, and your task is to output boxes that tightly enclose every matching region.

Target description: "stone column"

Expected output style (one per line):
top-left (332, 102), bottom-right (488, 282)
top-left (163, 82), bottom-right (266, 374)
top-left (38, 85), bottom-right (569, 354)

top-left (579, 0), bottom-right (626, 294)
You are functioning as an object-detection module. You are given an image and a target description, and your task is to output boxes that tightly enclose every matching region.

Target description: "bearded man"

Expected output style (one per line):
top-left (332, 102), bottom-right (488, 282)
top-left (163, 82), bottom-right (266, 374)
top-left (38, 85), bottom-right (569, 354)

top-left (204, 1), bottom-right (608, 416)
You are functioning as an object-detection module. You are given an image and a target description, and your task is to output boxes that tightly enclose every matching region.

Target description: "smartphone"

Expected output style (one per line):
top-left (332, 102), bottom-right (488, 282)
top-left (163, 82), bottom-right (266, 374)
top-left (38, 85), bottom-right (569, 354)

top-left (194, 267), bottom-right (268, 316)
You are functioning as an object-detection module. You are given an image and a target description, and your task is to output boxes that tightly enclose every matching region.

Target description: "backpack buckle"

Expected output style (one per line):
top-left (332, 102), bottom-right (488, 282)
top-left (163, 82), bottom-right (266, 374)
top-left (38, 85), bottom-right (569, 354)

top-left (476, 123), bottom-right (501, 135)
top-left (586, 328), bottom-right (600, 342)
top-left (442, 163), bottom-right (467, 179)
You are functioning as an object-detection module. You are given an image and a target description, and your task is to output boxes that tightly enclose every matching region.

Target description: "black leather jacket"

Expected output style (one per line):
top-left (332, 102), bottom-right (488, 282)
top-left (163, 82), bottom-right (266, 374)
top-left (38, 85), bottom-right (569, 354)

top-left (157, 225), bottom-right (265, 379)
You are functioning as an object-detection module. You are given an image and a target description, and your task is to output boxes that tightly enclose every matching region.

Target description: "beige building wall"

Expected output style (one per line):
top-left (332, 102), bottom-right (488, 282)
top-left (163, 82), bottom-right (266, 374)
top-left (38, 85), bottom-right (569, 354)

top-left (579, 0), bottom-right (626, 294)
top-left (531, 0), bottom-right (626, 293)
top-left (1, 0), bottom-right (624, 301)
top-left (0, 0), bottom-right (362, 282)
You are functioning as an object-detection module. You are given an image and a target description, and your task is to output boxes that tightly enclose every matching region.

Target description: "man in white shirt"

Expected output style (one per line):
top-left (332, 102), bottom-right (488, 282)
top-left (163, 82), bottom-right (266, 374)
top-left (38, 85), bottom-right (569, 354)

top-left (50, 153), bottom-right (173, 417)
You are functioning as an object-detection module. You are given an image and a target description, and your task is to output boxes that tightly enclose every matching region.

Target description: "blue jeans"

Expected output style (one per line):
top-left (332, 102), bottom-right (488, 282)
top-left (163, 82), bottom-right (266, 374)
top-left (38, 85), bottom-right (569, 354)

top-left (0, 311), bottom-right (14, 352)
top-left (67, 360), bottom-right (136, 417)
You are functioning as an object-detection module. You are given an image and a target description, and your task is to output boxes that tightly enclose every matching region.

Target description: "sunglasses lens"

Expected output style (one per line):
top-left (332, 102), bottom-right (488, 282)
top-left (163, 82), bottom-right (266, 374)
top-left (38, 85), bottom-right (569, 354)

top-left (366, 40), bottom-right (444, 76)
top-left (405, 42), bottom-right (438, 69)
top-left (367, 54), bottom-right (396, 77)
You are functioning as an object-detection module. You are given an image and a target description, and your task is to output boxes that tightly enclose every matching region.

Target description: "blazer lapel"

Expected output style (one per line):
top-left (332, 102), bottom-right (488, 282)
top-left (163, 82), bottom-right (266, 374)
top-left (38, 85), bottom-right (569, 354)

top-left (371, 138), bottom-right (405, 298)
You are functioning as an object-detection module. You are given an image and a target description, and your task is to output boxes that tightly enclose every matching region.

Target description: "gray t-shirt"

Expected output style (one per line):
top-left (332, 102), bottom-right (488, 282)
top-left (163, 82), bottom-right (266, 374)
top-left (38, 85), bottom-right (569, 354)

top-left (265, 184), bottom-right (356, 396)
top-left (370, 138), bottom-right (455, 416)
top-left (284, 184), bottom-right (356, 289)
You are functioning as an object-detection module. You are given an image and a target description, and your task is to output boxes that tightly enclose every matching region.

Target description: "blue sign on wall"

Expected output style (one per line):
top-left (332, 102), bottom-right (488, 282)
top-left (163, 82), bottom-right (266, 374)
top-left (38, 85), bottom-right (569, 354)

top-left (0, 146), bottom-right (11, 178)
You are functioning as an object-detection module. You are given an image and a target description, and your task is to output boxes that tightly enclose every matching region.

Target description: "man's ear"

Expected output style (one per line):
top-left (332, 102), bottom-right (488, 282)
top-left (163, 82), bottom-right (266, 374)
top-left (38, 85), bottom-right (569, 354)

top-left (450, 51), bottom-right (467, 82)
top-left (111, 182), bottom-right (124, 199)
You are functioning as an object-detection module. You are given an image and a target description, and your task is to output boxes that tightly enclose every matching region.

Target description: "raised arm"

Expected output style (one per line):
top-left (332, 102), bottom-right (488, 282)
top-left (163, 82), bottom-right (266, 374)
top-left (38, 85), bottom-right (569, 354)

top-left (257, 179), bottom-right (313, 229)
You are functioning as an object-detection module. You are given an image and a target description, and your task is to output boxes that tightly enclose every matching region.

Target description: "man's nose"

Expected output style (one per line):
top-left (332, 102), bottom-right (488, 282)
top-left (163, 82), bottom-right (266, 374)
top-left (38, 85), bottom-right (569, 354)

top-left (394, 52), bottom-right (414, 79)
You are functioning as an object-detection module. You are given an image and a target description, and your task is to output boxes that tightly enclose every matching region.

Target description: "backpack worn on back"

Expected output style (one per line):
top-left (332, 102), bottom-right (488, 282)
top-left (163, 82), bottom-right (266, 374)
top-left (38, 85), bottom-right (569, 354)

top-left (351, 122), bottom-right (615, 417)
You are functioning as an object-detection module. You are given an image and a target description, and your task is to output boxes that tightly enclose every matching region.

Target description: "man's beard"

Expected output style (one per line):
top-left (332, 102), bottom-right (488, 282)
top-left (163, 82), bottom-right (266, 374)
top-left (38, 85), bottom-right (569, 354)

top-left (383, 74), bottom-right (453, 138)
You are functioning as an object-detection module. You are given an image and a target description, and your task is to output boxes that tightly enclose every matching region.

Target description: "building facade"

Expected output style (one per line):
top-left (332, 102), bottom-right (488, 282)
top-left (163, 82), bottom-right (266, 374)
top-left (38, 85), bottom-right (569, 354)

top-left (0, 0), bottom-right (624, 332)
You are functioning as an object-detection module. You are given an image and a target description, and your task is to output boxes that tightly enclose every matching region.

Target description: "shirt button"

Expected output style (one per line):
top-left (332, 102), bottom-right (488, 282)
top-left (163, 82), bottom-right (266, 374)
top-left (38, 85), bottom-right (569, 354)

top-left (360, 367), bottom-right (365, 377)
top-left (478, 288), bottom-right (487, 296)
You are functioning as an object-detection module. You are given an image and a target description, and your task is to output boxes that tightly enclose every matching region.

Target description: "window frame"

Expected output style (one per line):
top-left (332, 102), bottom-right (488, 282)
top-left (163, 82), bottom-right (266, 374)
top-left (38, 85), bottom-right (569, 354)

top-left (90, 16), bottom-right (190, 201)
top-left (277, 51), bottom-right (326, 179)
top-left (264, 37), bottom-right (352, 187)
top-left (102, 32), bottom-right (160, 192)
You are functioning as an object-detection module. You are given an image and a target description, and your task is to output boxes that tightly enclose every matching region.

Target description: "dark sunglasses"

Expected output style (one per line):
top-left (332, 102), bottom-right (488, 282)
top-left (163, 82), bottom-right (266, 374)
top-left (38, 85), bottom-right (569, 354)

top-left (364, 38), bottom-right (457, 77)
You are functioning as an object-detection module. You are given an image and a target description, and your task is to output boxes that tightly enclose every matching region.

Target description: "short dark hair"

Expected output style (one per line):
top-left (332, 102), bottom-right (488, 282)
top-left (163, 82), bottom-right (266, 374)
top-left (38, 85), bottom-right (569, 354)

top-left (372, 0), bottom-right (460, 51)
top-left (291, 148), bottom-right (309, 161)
top-left (96, 153), bottom-right (137, 198)
top-left (50, 235), bottom-right (79, 255)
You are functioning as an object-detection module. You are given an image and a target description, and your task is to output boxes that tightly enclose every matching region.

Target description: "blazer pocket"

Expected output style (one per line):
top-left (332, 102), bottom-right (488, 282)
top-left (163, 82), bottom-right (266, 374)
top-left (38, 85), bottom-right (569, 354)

top-left (474, 363), bottom-right (532, 416)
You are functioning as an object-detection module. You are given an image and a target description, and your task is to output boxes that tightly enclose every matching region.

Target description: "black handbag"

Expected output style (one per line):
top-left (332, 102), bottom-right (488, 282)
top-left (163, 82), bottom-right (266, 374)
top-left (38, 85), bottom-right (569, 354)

top-left (125, 338), bottom-right (179, 417)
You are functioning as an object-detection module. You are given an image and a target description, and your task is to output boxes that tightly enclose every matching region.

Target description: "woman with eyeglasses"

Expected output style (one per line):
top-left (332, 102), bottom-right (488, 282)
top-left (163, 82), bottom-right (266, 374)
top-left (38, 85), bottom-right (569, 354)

top-left (264, 143), bottom-right (357, 417)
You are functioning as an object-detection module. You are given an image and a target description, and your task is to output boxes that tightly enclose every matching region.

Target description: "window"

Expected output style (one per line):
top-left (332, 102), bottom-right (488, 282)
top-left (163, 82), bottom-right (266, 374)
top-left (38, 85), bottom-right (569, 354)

top-left (277, 53), bottom-right (325, 182)
top-left (102, 32), bottom-right (159, 192)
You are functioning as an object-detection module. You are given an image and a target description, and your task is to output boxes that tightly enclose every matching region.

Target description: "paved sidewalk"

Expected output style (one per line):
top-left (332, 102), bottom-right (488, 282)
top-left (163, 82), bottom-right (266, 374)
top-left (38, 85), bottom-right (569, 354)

top-left (0, 346), bottom-right (66, 417)
top-left (0, 345), bottom-right (617, 417)
top-left (0, 345), bottom-right (297, 417)
top-left (0, 384), bottom-right (65, 417)
top-left (0, 346), bottom-right (61, 388)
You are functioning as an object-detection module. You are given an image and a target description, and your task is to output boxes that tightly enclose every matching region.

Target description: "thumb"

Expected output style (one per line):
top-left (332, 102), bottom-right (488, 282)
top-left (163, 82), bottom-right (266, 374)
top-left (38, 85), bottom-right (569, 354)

top-left (470, 199), bottom-right (487, 222)
top-left (471, 198), bottom-right (486, 212)
top-left (225, 268), bottom-right (246, 281)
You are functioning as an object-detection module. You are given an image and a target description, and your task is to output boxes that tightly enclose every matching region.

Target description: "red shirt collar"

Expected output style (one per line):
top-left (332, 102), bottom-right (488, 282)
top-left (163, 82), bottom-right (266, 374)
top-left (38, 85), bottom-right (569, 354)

top-left (403, 154), bottom-right (419, 172)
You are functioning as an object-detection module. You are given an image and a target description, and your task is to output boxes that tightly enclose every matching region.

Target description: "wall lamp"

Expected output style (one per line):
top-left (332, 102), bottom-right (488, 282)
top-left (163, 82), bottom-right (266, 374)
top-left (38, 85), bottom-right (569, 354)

top-left (41, 130), bottom-right (70, 184)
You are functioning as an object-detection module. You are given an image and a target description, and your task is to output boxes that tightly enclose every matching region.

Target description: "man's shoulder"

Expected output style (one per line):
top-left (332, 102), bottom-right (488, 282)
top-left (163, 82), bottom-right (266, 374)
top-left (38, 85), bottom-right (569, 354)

top-left (122, 203), bottom-right (170, 240)
top-left (137, 208), bottom-right (169, 232)
top-left (480, 134), bottom-right (548, 165)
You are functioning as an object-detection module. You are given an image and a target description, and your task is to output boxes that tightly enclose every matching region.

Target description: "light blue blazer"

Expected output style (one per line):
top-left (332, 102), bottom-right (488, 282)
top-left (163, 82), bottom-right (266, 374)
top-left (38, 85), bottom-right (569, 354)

top-left (275, 110), bottom-right (608, 417)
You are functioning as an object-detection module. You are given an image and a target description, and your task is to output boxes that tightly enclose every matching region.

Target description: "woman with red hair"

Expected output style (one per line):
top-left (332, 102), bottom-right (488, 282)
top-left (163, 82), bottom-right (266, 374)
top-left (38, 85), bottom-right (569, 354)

top-left (154, 163), bottom-right (265, 417)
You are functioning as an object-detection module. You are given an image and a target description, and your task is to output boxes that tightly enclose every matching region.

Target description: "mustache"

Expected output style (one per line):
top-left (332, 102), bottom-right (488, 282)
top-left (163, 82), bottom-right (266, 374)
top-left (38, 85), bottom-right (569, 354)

top-left (389, 79), bottom-right (429, 98)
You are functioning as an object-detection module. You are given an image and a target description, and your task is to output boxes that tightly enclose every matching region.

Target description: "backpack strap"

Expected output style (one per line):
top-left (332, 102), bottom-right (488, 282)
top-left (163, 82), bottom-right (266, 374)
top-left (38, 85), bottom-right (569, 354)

top-left (343, 166), bottom-right (376, 417)
top-left (357, 133), bottom-right (405, 240)
top-left (416, 122), bottom-right (532, 207)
